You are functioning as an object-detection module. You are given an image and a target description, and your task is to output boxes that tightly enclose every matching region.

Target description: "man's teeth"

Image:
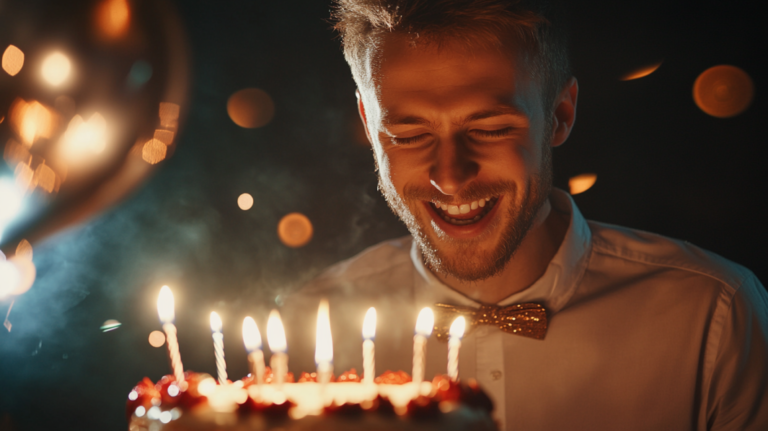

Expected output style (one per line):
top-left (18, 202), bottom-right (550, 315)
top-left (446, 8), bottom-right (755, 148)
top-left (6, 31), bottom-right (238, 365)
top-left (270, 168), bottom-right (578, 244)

top-left (436, 198), bottom-right (492, 215)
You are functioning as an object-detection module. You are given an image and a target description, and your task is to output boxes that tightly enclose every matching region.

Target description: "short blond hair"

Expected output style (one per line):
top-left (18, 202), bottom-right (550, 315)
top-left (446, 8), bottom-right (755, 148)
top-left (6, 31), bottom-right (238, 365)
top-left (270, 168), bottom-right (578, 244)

top-left (332, 0), bottom-right (571, 113)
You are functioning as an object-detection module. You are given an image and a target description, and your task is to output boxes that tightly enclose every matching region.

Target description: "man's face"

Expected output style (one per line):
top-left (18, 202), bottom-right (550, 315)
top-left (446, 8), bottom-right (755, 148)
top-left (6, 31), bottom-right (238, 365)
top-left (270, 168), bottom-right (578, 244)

top-left (358, 35), bottom-right (554, 281)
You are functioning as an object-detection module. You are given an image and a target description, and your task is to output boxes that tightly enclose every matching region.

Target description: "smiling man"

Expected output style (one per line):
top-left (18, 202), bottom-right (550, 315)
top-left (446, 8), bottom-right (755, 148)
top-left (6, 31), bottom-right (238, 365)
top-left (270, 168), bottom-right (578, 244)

top-left (285, 1), bottom-right (768, 429)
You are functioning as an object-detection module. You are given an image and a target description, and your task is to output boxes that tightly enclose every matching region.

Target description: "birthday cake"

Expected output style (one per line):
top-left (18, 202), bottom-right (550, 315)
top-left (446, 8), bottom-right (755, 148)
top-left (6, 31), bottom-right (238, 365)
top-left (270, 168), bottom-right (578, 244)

top-left (126, 369), bottom-right (497, 430)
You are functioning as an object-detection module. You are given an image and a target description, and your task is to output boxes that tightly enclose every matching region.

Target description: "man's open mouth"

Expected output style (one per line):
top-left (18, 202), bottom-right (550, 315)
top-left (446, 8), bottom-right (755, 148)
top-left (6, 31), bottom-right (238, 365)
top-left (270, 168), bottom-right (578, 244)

top-left (428, 197), bottom-right (499, 226)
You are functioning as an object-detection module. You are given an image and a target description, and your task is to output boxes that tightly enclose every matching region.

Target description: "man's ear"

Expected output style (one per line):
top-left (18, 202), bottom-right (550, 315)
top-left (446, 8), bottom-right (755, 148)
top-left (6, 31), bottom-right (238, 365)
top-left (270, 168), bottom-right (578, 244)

top-left (550, 77), bottom-right (578, 148)
top-left (356, 89), bottom-right (373, 144)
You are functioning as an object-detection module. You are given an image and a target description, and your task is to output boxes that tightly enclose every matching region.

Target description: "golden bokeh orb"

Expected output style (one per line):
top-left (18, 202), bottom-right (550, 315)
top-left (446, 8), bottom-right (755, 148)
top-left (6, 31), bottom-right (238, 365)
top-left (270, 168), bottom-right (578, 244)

top-left (694, 65), bottom-right (754, 118)
top-left (569, 173), bottom-right (597, 195)
top-left (227, 88), bottom-right (275, 128)
top-left (237, 193), bottom-right (254, 210)
top-left (278, 212), bottom-right (313, 248)
top-left (148, 330), bottom-right (166, 348)
top-left (2, 45), bottom-right (24, 76)
top-left (41, 52), bottom-right (71, 86)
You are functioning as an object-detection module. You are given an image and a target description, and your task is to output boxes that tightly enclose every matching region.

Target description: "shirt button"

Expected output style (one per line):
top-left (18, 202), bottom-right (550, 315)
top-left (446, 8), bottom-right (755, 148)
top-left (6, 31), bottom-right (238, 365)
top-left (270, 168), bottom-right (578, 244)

top-left (490, 370), bottom-right (503, 380)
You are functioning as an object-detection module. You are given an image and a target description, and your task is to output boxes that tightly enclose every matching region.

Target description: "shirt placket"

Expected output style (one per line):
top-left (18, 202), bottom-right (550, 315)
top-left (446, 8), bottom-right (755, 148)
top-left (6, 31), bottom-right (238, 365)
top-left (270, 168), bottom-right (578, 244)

top-left (475, 326), bottom-right (507, 429)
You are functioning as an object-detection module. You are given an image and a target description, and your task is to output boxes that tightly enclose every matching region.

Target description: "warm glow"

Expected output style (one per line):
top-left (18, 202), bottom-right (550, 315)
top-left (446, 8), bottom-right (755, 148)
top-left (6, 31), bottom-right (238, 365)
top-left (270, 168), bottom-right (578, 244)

top-left (569, 173), bottom-right (597, 195)
top-left (449, 316), bottom-right (466, 340)
top-left (15, 239), bottom-right (33, 262)
top-left (96, 0), bottom-right (131, 39)
top-left (3, 139), bottom-right (31, 169)
top-left (0, 177), bottom-right (25, 227)
top-left (227, 88), bottom-right (275, 128)
top-left (61, 113), bottom-right (108, 158)
top-left (278, 212), bottom-right (313, 248)
top-left (153, 129), bottom-right (174, 146)
top-left (142, 138), bottom-right (167, 164)
top-left (41, 52), bottom-right (71, 86)
top-left (266, 309), bottom-right (287, 353)
top-left (157, 285), bottom-right (175, 324)
top-left (148, 330), bottom-right (166, 347)
top-left (14, 161), bottom-right (34, 192)
top-left (11, 99), bottom-right (54, 145)
top-left (242, 316), bottom-right (262, 352)
top-left (362, 307), bottom-right (377, 340)
top-left (33, 162), bottom-right (57, 193)
top-left (238, 193), bottom-right (254, 210)
top-left (620, 61), bottom-right (662, 81)
top-left (2, 45), bottom-right (24, 76)
top-left (210, 311), bottom-right (223, 333)
top-left (694, 65), bottom-right (754, 118)
top-left (315, 300), bottom-right (333, 365)
top-left (159, 102), bottom-right (180, 128)
top-left (197, 377), bottom-right (216, 396)
top-left (0, 257), bottom-right (35, 298)
top-left (415, 307), bottom-right (435, 337)
top-left (0, 260), bottom-right (21, 299)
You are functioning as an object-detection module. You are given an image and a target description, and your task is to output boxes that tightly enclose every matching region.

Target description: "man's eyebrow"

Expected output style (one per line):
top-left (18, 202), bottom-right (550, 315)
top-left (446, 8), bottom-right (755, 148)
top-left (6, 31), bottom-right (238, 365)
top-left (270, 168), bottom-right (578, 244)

top-left (383, 107), bottom-right (526, 128)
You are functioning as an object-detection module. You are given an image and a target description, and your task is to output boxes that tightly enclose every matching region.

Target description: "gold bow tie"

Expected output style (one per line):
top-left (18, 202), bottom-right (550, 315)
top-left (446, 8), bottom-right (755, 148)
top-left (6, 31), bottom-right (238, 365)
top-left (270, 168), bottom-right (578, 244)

top-left (433, 302), bottom-right (548, 341)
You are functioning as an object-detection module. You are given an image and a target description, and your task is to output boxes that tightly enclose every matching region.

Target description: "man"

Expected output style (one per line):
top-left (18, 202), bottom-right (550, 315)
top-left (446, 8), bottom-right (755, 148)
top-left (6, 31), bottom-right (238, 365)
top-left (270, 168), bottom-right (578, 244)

top-left (284, 1), bottom-right (768, 429)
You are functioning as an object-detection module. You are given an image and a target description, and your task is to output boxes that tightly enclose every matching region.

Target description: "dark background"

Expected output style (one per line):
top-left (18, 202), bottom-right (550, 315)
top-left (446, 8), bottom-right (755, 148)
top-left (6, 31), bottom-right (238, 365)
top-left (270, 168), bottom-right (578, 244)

top-left (1, 0), bottom-right (766, 429)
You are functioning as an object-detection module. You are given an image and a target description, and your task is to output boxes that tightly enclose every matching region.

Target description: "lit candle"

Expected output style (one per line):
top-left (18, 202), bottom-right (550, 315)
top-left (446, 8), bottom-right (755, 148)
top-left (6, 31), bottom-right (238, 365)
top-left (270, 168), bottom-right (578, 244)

top-left (266, 309), bottom-right (288, 385)
top-left (447, 316), bottom-right (466, 381)
top-left (412, 307), bottom-right (434, 386)
top-left (210, 312), bottom-right (228, 384)
top-left (315, 299), bottom-right (333, 385)
top-left (157, 286), bottom-right (185, 386)
top-left (242, 316), bottom-right (265, 385)
top-left (362, 307), bottom-right (376, 384)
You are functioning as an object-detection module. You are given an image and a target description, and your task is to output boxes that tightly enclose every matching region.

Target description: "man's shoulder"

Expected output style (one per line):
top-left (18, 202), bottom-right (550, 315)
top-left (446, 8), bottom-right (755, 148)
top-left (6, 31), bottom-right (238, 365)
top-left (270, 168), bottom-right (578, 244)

top-left (297, 235), bottom-right (415, 297)
top-left (587, 220), bottom-right (756, 293)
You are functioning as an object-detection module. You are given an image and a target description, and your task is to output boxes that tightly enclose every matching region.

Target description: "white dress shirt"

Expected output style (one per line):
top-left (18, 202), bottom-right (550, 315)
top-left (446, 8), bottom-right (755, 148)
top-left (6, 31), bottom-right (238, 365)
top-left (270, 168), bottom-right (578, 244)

top-left (284, 189), bottom-right (768, 430)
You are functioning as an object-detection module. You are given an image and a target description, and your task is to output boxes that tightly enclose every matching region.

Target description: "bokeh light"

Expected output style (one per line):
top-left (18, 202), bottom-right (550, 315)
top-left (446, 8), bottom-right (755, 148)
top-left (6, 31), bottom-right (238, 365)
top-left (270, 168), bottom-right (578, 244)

top-left (0, 177), bottom-right (25, 231)
top-left (148, 330), bottom-right (166, 347)
top-left (100, 319), bottom-right (121, 332)
top-left (15, 239), bottom-right (33, 261)
top-left (10, 98), bottom-right (55, 146)
top-left (2, 45), bottom-right (24, 76)
top-left (694, 65), bottom-right (754, 118)
top-left (0, 256), bottom-right (36, 298)
top-left (0, 260), bottom-right (21, 299)
top-left (33, 162), bottom-right (58, 193)
top-left (569, 173), bottom-right (597, 195)
top-left (277, 212), bottom-right (313, 248)
top-left (237, 193), bottom-right (253, 210)
top-left (60, 113), bottom-right (108, 159)
top-left (142, 138), bottom-right (167, 164)
top-left (41, 52), bottom-right (72, 86)
top-left (96, 0), bottom-right (131, 39)
top-left (227, 88), bottom-right (275, 128)
top-left (620, 61), bottom-right (662, 81)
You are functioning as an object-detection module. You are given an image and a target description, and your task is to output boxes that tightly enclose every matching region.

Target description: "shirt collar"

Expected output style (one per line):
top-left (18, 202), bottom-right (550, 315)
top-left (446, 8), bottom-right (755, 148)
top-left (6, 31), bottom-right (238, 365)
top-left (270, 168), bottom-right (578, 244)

top-left (411, 188), bottom-right (591, 314)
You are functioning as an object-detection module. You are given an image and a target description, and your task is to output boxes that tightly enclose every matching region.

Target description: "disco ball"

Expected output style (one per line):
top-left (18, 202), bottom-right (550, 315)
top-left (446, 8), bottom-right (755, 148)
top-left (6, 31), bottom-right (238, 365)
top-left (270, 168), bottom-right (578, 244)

top-left (0, 0), bottom-right (190, 263)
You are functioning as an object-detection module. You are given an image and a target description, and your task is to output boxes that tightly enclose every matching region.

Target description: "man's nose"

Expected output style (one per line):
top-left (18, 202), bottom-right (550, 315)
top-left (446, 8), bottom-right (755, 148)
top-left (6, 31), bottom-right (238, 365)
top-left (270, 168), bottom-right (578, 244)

top-left (429, 139), bottom-right (479, 196)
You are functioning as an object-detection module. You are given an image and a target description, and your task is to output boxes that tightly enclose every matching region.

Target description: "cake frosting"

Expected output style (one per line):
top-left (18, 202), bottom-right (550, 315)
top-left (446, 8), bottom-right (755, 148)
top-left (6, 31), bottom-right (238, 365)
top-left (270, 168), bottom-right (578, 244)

top-left (127, 369), bottom-right (496, 430)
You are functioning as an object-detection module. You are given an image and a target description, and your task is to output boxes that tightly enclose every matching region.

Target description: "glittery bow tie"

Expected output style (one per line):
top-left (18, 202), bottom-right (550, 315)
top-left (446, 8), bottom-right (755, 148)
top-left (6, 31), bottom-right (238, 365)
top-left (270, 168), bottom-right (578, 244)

top-left (433, 302), bottom-right (548, 341)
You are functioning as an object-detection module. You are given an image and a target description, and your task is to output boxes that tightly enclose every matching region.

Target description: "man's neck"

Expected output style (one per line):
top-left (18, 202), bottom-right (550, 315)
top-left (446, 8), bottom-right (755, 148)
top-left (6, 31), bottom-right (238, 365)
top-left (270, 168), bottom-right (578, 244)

top-left (430, 198), bottom-right (571, 304)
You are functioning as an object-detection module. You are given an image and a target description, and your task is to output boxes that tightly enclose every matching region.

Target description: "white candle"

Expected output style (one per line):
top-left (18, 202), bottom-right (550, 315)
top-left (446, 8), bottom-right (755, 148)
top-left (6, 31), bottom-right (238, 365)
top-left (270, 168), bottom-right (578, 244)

top-left (362, 307), bottom-right (376, 384)
top-left (412, 307), bottom-right (434, 386)
top-left (210, 311), bottom-right (228, 384)
top-left (447, 316), bottom-right (466, 381)
top-left (266, 310), bottom-right (288, 385)
top-left (242, 316), bottom-right (265, 385)
top-left (157, 286), bottom-right (185, 386)
top-left (315, 299), bottom-right (333, 385)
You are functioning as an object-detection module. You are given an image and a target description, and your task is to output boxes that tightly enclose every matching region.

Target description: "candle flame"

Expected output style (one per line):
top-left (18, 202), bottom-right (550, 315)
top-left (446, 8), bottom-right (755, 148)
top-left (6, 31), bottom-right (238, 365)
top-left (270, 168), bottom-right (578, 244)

top-left (242, 316), bottom-right (262, 352)
top-left (449, 316), bottom-right (466, 339)
top-left (415, 307), bottom-right (434, 337)
top-left (315, 299), bottom-right (333, 364)
top-left (362, 307), bottom-right (376, 340)
top-left (266, 310), bottom-right (287, 353)
top-left (157, 286), bottom-right (175, 324)
top-left (210, 311), bottom-right (222, 333)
